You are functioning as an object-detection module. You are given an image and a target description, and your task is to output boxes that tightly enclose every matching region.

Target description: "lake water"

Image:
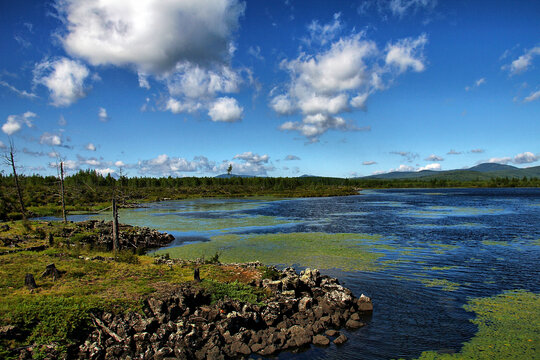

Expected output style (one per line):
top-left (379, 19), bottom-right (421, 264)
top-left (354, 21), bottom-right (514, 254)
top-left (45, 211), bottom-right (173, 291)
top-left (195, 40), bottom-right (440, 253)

top-left (85, 188), bottom-right (540, 359)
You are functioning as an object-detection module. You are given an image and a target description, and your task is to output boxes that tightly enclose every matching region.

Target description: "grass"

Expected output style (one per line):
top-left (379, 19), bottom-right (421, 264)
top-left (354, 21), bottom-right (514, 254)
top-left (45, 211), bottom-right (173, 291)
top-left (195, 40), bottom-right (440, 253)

top-left (414, 290), bottom-right (540, 359)
top-left (155, 232), bottom-right (387, 271)
top-left (0, 220), bottom-right (268, 358)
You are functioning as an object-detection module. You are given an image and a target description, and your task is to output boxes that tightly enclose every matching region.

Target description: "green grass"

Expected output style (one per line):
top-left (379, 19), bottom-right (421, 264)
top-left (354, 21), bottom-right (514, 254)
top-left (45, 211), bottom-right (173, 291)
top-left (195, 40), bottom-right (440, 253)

top-left (201, 279), bottom-right (268, 305)
top-left (415, 290), bottom-right (540, 359)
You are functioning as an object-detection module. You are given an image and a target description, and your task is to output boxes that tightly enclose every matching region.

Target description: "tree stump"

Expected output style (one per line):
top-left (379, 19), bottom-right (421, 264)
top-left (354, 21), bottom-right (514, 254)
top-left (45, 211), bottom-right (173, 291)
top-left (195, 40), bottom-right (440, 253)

top-left (41, 263), bottom-right (60, 280)
top-left (194, 268), bottom-right (201, 282)
top-left (25, 274), bottom-right (37, 290)
top-left (48, 233), bottom-right (54, 247)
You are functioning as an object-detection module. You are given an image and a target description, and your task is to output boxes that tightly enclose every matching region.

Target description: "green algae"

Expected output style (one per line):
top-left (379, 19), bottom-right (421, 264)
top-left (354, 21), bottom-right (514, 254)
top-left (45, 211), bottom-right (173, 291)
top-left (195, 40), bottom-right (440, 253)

top-left (420, 278), bottom-right (460, 291)
top-left (403, 206), bottom-right (506, 219)
top-left (91, 210), bottom-right (297, 233)
top-left (482, 240), bottom-right (510, 247)
top-left (427, 266), bottom-right (458, 271)
top-left (155, 232), bottom-right (387, 271)
top-left (415, 290), bottom-right (540, 359)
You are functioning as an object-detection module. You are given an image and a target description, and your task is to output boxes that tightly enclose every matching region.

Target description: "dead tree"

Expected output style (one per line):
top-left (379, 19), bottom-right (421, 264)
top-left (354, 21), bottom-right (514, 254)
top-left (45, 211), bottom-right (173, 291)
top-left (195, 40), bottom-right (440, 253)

top-left (2, 139), bottom-right (26, 219)
top-left (60, 162), bottom-right (67, 223)
top-left (25, 274), bottom-right (37, 290)
top-left (112, 197), bottom-right (119, 251)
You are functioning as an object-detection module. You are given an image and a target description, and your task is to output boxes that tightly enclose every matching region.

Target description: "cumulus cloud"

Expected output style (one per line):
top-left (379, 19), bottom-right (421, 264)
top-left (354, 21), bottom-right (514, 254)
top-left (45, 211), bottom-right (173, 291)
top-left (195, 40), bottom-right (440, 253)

top-left (98, 108), bottom-right (109, 122)
top-left (391, 151), bottom-right (419, 162)
top-left (0, 141), bottom-right (5, 149)
top-left (285, 155), bottom-right (301, 160)
top-left (418, 163), bottom-right (441, 171)
top-left (447, 149), bottom-right (462, 155)
top-left (228, 152), bottom-right (273, 175)
top-left (513, 152), bottom-right (538, 164)
top-left (138, 154), bottom-right (214, 176)
top-left (505, 46), bottom-right (540, 75)
top-left (115, 161), bottom-right (126, 167)
top-left (524, 89), bottom-right (540, 103)
top-left (85, 143), bottom-right (96, 151)
top-left (2, 111), bottom-right (36, 135)
top-left (208, 97), bottom-right (243, 122)
top-left (425, 154), bottom-right (444, 161)
top-left (33, 57), bottom-right (90, 107)
top-left (57, 0), bottom-right (245, 74)
top-left (233, 152), bottom-right (269, 164)
top-left (40, 132), bottom-right (62, 146)
top-left (487, 152), bottom-right (539, 165)
top-left (96, 168), bottom-right (116, 176)
top-left (305, 13), bottom-right (343, 46)
top-left (271, 16), bottom-right (427, 141)
top-left (363, 161), bottom-right (377, 165)
top-left (385, 34), bottom-right (427, 73)
top-left (56, 0), bottom-right (246, 119)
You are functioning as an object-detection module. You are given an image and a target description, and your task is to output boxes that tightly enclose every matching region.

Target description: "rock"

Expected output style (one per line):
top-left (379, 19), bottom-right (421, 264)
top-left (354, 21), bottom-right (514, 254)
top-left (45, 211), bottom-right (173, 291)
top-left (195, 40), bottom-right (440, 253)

top-left (312, 334), bottom-right (330, 346)
top-left (325, 329), bottom-right (339, 337)
top-left (345, 319), bottom-right (365, 329)
top-left (258, 344), bottom-right (277, 356)
top-left (287, 325), bottom-right (312, 348)
top-left (230, 341), bottom-right (251, 355)
top-left (333, 334), bottom-right (348, 345)
top-left (298, 296), bottom-right (312, 312)
top-left (350, 312), bottom-right (361, 321)
top-left (357, 294), bottom-right (373, 312)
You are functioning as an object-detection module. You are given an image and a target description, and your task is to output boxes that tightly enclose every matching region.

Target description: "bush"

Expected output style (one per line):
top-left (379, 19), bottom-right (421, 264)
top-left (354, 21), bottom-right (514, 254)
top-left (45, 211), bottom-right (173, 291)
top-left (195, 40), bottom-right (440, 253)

top-left (201, 279), bottom-right (265, 304)
top-left (114, 249), bottom-right (140, 264)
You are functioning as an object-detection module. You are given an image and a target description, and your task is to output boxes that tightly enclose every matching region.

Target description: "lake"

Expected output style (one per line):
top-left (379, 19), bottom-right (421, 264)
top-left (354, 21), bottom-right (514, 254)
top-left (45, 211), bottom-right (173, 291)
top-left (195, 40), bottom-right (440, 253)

top-left (88, 188), bottom-right (540, 359)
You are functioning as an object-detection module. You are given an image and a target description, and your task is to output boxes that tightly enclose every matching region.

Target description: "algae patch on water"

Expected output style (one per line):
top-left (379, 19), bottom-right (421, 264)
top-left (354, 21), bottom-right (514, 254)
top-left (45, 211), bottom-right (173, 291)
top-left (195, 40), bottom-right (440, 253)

top-left (415, 290), bottom-right (540, 359)
top-left (156, 232), bottom-right (387, 271)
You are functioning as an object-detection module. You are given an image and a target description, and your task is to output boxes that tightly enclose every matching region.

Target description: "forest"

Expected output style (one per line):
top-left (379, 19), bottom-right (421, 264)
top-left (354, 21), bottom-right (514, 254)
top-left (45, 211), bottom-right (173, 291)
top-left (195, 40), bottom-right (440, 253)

top-left (1, 169), bottom-right (539, 221)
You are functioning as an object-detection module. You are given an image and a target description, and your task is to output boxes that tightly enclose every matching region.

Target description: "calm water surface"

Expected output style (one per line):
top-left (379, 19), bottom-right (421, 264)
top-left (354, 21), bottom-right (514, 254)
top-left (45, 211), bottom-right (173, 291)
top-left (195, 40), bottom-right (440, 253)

top-left (84, 188), bottom-right (540, 359)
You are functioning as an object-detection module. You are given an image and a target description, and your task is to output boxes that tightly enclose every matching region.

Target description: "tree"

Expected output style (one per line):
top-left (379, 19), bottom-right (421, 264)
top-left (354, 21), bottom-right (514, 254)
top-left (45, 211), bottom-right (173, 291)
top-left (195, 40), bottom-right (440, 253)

top-left (2, 139), bottom-right (26, 219)
top-left (227, 164), bottom-right (233, 176)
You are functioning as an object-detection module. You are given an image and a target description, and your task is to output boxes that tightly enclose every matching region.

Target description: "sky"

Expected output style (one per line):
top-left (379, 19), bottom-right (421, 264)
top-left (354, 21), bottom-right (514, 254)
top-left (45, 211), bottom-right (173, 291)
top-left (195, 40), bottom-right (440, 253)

top-left (0, 0), bottom-right (539, 178)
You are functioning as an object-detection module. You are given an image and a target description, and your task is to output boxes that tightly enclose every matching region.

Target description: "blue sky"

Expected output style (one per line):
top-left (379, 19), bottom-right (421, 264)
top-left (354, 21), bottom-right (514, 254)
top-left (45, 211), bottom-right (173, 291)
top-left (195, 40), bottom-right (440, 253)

top-left (0, 0), bottom-right (539, 178)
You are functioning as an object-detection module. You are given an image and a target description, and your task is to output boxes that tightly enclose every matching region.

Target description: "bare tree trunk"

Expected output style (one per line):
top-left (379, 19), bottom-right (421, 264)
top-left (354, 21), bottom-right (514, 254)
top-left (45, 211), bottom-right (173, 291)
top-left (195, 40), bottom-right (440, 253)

top-left (112, 198), bottom-right (119, 251)
top-left (60, 162), bottom-right (67, 223)
top-left (8, 143), bottom-right (26, 220)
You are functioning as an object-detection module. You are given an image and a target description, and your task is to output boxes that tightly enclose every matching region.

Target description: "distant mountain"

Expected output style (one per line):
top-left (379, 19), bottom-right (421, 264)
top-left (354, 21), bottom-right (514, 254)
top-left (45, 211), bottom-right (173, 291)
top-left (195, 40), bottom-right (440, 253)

top-left (359, 163), bottom-right (540, 181)
top-left (468, 163), bottom-right (518, 172)
top-left (299, 174), bottom-right (319, 178)
top-left (214, 173), bottom-right (257, 178)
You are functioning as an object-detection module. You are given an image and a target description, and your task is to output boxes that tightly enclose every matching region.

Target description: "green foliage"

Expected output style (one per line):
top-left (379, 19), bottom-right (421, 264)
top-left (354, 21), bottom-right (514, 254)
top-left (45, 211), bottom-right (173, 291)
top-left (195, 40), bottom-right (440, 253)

top-left (114, 249), bottom-right (140, 264)
top-left (205, 251), bottom-right (221, 264)
top-left (260, 266), bottom-right (281, 280)
top-left (201, 279), bottom-right (266, 304)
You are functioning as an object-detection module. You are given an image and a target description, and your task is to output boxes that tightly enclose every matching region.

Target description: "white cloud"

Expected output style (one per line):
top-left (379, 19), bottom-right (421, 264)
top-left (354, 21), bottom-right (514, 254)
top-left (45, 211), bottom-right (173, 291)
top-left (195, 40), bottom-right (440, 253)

top-left (0, 140), bottom-right (5, 149)
top-left (418, 163), bottom-right (441, 171)
top-left (305, 13), bottom-right (343, 46)
top-left (165, 98), bottom-right (203, 114)
top-left (98, 107), bottom-right (109, 122)
top-left (85, 143), bottom-right (96, 151)
top-left (96, 168), bottom-right (116, 176)
top-left (57, 0), bottom-right (245, 74)
top-left (2, 111), bottom-right (36, 135)
top-left (470, 148), bottom-right (485, 154)
top-left (388, 0), bottom-right (437, 17)
top-left (272, 29), bottom-right (427, 141)
top-left (40, 132), bottom-right (62, 146)
top-left (285, 155), bottom-right (301, 161)
top-left (48, 151), bottom-right (60, 158)
top-left (385, 34), bottom-right (427, 73)
top-left (115, 161), bottom-right (126, 167)
top-left (465, 77), bottom-right (486, 91)
top-left (208, 97), bottom-right (243, 122)
top-left (513, 152), bottom-right (538, 164)
top-left (425, 154), bottom-right (444, 161)
top-left (391, 151), bottom-right (419, 162)
top-left (506, 46), bottom-right (540, 75)
top-left (138, 154), bottom-right (215, 176)
top-left (524, 89), bottom-right (540, 103)
top-left (138, 73), bottom-right (150, 89)
top-left (248, 46), bottom-right (264, 61)
top-left (447, 149), bottom-right (462, 155)
top-left (33, 57), bottom-right (90, 107)
top-left (0, 80), bottom-right (38, 99)
top-left (363, 161), bottom-right (377, 165)
top-left (233, 152), bottom-right (269, 164)
top-left (58, 115), bottom-right (67, 126)
top-left (488, 157), bottom-right (511, 165)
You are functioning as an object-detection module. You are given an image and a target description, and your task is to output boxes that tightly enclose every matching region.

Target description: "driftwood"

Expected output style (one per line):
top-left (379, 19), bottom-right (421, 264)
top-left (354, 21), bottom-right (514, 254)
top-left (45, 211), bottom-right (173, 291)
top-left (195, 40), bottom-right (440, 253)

top-left (24, 274), bottom-right (37, 290)
top-left (90, 314), bottom-right (123, 343)
top-left (41, 263), bottom-right (61, 280)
